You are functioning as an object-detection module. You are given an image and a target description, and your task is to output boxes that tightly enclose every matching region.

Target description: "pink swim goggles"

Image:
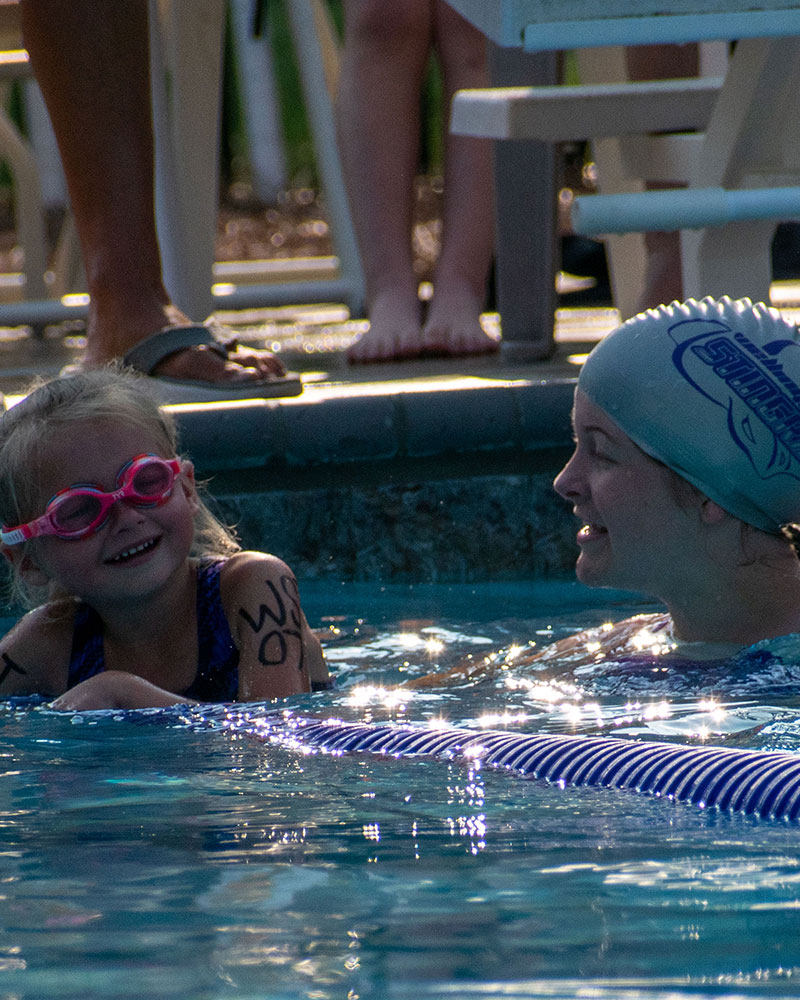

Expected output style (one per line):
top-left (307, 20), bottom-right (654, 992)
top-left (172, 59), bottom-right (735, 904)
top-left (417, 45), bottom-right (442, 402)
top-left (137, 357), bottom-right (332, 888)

top-left (1, 454), bottom-right (182, 545)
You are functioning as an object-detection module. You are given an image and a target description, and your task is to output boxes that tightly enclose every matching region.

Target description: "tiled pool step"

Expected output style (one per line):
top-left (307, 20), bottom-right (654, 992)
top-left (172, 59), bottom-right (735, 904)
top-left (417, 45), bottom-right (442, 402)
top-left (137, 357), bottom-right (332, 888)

top-left (174, 373), bottom-right (576, 473)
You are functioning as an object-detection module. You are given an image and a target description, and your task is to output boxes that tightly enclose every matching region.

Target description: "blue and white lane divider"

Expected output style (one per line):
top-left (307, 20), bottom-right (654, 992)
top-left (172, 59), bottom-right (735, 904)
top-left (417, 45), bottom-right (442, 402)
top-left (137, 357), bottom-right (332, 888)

top-left (258, 718), bottom-right (800, 821)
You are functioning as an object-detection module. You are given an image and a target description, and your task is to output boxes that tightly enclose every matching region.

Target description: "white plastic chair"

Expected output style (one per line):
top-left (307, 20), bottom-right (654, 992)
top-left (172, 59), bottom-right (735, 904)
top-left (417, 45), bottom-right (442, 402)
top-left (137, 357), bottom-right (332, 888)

top-left (151, 0), bottom-right (364, 322)
top-left (447, 1), bottom-right (800, 321)
top-left (0, 0), bottom-right (77, 310)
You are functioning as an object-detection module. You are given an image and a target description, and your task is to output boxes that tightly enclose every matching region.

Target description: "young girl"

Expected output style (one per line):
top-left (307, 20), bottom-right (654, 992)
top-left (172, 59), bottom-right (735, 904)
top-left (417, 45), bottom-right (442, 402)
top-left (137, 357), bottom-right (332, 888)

top-left (0, 368), bottom-right (329, 710)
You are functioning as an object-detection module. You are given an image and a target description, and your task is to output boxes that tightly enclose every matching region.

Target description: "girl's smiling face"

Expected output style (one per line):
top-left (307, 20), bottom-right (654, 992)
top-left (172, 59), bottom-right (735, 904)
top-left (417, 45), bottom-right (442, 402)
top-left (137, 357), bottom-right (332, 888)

top-left (22, 419), bottom-right (196, 607)
top-left (553, 390), bottom-right (703, 599)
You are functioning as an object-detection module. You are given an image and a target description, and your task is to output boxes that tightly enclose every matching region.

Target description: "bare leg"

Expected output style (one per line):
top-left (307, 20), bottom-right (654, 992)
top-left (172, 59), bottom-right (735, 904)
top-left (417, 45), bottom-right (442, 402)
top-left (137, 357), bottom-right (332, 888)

top-left (338, 0), bottom-right (432, 362)
top-left (421, 0), bottom-right (497, 357)
top-left (626, 44), bottom-right (699, 313)
top-left (20, 0), bottom-right (282, 382)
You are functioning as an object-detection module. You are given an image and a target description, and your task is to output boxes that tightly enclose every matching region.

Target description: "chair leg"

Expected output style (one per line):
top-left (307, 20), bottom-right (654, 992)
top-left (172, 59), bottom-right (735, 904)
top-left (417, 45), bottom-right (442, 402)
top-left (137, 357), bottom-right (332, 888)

top-left (284, 0), bottom-right (365, 317)
top-left (149, 0), bottom-right (225, 321)
top-left (489, 43), bottom-right (559, 360)
top-left (681, 221), bottom-right (774, 303)
top-left (576, 46), bottom-right (647, 320)
top-left (228, 0), bottom-right (288, 204)
top-left (0, 107), bottom-right (47, 300)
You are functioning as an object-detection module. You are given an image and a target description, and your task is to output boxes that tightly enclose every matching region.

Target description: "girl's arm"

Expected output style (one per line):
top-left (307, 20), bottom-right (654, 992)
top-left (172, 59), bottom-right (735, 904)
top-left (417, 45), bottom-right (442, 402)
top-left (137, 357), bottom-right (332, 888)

top-left (0, 604), bottom-right (73, 698)
top-left (0, 607), bottom-right (197, 710)
top-left (221, 551), bottom-right (329, 701)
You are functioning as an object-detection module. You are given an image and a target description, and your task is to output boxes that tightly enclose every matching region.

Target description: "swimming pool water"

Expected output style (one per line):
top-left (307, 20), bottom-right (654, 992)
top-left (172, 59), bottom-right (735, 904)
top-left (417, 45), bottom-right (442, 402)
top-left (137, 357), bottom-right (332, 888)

top-left (3, 581), bottom-right (800, 999)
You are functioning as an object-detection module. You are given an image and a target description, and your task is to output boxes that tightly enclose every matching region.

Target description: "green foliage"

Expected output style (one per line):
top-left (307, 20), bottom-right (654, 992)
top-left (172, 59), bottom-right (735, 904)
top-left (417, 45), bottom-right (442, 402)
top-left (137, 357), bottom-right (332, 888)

top-left (264, 0), bottom-right (318, 185)
top-left (420, 55), bottom-right (444, 176)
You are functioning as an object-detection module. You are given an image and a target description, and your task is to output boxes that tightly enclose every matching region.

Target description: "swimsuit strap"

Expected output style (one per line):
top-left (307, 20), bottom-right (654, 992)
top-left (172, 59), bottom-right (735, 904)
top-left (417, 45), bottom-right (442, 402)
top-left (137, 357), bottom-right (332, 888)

top-left (66, 559), bottom-right (240, 701)
top-left (67, 601), bottom-right (106, 687)
top-left (184, 559), bottom-right (239, 702)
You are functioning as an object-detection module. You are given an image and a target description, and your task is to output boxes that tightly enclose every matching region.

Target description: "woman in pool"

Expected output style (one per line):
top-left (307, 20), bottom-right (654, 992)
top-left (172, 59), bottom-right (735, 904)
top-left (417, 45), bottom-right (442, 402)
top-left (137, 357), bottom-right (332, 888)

top-left (414, 295), bottom-right (800, 686)
top-left (0, 368), bottom-right (329, 709)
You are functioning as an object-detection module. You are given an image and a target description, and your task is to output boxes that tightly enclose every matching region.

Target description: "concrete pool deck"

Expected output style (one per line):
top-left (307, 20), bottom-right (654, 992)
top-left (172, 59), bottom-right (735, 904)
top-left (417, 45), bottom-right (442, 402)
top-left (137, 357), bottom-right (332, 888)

top-left (0, 304), bottom-right (617, 476)
top-left (4, 285), bottom-right (800, 479)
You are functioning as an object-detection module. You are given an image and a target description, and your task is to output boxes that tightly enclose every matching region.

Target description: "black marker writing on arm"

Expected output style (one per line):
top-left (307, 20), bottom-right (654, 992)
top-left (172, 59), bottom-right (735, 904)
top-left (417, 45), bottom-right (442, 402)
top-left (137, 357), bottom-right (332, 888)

top-left (238, 578), bottom-right (287, 630)
top-left (237, 575), bottom-right (305, 674)
top-left (0, 652), bottom-right (27, 687)
top-left (280, 574), bottom-right (302, 628)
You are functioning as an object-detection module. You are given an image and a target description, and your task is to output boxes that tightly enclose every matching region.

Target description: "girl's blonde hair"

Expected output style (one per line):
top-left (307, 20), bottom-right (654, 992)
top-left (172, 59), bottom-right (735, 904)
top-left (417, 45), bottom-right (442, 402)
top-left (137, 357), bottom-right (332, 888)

top-left (0, 365), bottom-right (240, 607)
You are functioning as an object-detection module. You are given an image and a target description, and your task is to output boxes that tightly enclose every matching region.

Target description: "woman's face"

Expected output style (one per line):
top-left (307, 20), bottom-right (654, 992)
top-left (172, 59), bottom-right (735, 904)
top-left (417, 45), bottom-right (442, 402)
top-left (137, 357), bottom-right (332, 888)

top-left (553, 390), bottom-right (702, 598)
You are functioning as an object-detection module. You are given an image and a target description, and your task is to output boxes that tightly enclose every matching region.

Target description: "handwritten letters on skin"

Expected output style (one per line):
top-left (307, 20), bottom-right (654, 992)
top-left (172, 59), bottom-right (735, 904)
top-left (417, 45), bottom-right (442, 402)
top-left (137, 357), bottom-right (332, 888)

top-left (0, 652), bottom-right (25, 687)
top-left (237, 574), bottom-right (305, 675)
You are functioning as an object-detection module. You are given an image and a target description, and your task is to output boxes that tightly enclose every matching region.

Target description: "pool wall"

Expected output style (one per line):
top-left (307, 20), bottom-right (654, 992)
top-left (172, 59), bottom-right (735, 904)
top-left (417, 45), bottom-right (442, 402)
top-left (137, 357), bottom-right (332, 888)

top-left (175, 378), bottom-right (579, 582)
top-left (211, 463), bottom-right (575, 582)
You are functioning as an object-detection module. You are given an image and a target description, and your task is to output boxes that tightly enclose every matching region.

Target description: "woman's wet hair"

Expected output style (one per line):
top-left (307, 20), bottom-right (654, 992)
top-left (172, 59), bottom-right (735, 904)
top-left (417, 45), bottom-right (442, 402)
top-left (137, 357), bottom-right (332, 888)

top-left (0, 365), bottom-right (240, 607)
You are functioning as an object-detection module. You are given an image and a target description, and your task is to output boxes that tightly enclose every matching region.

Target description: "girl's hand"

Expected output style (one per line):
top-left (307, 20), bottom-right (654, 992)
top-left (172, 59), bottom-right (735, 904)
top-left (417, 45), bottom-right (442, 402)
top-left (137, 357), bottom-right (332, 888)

top-left (52, 671), bottom-right (196, 711)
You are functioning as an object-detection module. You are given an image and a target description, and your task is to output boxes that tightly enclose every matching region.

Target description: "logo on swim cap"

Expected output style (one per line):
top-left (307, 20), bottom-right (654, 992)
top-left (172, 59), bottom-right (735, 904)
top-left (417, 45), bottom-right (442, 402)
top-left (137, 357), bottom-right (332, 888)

top-left (669, 316), bottom-right (800, 481)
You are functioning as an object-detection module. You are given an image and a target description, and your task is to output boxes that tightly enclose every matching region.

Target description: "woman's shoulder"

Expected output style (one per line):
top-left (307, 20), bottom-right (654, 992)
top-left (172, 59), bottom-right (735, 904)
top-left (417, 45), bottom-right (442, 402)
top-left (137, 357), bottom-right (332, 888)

top-left (409, 612), bottom-right (672, 688)
top-left (0, 599), bottom-right (76, 697)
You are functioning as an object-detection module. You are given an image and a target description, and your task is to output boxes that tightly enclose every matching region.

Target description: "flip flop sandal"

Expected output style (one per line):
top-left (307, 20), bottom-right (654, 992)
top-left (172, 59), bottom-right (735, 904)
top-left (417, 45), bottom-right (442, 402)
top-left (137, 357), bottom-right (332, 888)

top-left (122, 324), bottom-right (303, 402)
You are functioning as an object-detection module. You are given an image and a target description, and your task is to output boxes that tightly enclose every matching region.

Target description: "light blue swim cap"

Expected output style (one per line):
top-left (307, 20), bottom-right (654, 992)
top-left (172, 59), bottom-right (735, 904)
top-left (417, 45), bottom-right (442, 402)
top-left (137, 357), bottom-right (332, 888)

top-left (578, 296), bottom-right (800, 533)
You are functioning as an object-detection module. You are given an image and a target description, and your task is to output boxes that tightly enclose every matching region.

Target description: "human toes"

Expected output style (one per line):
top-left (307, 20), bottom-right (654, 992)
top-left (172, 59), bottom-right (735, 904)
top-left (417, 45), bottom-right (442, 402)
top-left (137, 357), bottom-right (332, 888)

top-left (347, 324), bottom-right (422, 363)
top-left (421, 317), bottom-right (498, 358)
top-left (154, 345), bottom-right (285, 384)
top-left (227, 345), bottom-right (286, 377)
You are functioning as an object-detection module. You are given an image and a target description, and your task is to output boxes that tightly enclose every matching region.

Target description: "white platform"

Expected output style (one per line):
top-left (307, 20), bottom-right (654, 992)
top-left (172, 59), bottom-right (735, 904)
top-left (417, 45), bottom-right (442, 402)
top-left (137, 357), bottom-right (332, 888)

top-left (445, 0), bottom-right (800, 49)
top-left (447, 0), bottom-right (800, 318)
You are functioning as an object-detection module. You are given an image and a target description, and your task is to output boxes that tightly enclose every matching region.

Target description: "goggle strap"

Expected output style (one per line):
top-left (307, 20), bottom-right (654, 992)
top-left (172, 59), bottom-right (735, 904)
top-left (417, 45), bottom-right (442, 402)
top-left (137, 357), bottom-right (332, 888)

top-left (0, 526), bottom-right (31, 545)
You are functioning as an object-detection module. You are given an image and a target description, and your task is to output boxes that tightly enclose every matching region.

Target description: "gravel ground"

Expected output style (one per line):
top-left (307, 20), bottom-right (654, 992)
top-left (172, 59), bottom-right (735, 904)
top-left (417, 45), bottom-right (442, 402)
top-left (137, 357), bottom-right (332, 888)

top-left (0, 176), bottom-right (445, 281)
top-left (215, 175), bottom-right (444, 278)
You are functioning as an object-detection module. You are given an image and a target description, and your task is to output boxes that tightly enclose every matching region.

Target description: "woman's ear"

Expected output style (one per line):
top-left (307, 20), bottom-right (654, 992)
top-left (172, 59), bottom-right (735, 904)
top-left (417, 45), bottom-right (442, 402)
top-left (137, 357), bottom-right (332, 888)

top-left (699, 497), bottom-right (729, 526)
top-left (2, 544), bottom-right (50, 587)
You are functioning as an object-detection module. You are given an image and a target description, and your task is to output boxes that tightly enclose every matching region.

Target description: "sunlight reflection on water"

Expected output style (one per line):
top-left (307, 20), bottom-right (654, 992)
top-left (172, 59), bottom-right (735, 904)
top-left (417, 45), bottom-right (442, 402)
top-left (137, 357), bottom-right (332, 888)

top-left (5, 583), bottom-right (800, 998)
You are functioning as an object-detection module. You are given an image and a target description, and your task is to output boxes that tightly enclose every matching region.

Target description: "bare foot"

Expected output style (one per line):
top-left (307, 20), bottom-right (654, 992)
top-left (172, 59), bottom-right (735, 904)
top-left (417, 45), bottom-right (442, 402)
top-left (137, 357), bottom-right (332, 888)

top-left (347, 290), bottom-right (423, 364)
top-left (420, 289), bottom-right (499, 358)
top-left (153, 341), bottom-right (286, 383)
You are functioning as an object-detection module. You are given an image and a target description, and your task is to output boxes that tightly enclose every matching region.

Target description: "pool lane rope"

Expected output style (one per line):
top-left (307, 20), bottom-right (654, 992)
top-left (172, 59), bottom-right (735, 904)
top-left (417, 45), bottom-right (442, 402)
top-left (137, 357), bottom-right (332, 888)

top-left (249, 717), bottom-right (800, 821)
